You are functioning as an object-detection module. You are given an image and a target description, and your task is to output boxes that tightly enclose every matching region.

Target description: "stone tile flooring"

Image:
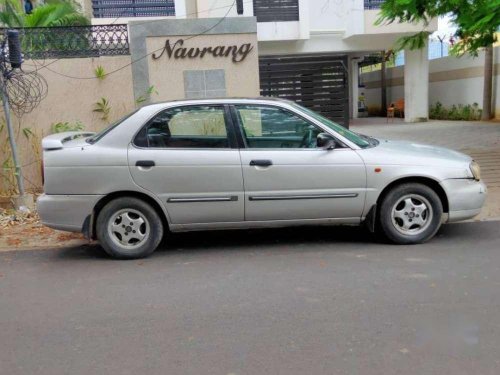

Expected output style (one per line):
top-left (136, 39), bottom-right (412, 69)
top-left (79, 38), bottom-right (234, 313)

top-left (352, 118), bottom-right (500, 151)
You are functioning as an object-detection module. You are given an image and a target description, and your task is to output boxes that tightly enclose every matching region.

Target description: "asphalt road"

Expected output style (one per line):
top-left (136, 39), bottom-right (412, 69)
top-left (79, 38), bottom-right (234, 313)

top-left (1, 222), bottom-right (500, 375)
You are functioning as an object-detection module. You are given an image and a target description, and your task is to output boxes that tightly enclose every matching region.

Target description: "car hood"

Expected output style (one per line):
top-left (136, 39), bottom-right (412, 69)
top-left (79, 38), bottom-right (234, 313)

top-left (360, 138), bottom-right (472, 167)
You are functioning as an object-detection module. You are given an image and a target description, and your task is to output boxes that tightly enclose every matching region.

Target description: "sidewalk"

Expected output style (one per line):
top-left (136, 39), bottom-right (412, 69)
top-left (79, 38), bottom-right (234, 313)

top-left (0, 209), bottom-right (86, 251)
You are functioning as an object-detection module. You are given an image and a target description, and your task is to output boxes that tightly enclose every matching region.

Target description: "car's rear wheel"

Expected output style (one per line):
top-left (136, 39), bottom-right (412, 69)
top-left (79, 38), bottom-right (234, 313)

top-left (378, 183), bottom-right (443, 244)
top-left (96, 197), bottom-right (163, 259)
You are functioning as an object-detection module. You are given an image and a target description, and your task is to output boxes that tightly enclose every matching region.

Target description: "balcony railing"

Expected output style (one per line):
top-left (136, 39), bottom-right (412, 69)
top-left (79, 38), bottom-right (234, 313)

top-left (253, 0), bottom-right (299, 22)
top-left (1, 25), bottom-right (130, 59)
top-left (92, 0), bottom-right (175, 18)
top-left (364, 0), bottom-right (385, 9)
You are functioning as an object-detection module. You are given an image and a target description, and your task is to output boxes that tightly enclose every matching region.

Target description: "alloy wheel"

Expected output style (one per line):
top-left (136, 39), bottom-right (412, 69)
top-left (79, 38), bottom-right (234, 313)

top-left (391, 194), bottom-right (433, 236)
top-left (107, 208), bottom-right (150, 249)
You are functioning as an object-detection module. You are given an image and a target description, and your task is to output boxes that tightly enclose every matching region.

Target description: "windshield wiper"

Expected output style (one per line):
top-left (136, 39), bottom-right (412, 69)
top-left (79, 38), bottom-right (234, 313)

top-left (356, 133), bottom-right (379, 147)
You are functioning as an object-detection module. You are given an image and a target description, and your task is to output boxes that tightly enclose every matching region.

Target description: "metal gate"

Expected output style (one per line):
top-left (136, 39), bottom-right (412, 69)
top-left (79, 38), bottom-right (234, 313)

top-left (259, 54), bottom-right (349, 127)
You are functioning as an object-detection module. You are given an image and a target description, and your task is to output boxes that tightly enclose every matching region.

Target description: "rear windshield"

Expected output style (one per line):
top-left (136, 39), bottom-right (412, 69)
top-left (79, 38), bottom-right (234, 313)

top-left (86, 109), bottom-right (139, 144)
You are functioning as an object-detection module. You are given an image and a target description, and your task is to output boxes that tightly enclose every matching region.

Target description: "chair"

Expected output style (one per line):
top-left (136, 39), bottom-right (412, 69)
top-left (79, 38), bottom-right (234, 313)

top-left (387, 99), bottom-right (404, 122)
top-left (387, 104), bottom-right (395, 122)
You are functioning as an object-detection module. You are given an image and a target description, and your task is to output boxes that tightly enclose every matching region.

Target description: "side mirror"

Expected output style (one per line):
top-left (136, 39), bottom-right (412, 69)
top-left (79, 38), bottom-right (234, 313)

top-left (317, 133), bottom-right (336, 150)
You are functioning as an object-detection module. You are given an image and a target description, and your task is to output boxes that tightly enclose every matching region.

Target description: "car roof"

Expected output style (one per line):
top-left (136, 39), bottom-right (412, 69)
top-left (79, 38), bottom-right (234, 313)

top-left (139, 97), bottom-right (294, 112)
top-left (142, 97), bottom-right (289, 106)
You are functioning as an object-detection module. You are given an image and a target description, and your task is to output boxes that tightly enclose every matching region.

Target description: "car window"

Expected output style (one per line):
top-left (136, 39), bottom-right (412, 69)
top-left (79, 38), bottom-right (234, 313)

top-left (134, 105), bottom-right (229, 148)
top-left (290, 103), bottom-right (371, 148)
top-left (87, 109), bottom-right (139, 144)
top-left (234, 105), bottom-right (323, 149)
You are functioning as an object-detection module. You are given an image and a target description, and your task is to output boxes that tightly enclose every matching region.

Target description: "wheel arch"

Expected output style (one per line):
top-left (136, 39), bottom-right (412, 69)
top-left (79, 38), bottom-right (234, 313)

top-left (376, 176), bottom-right (449, 213)
top-left (89, 191), bottom-right (169, 240)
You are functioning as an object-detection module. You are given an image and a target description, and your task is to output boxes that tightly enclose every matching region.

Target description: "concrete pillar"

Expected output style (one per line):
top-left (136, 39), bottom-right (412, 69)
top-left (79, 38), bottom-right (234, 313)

top-left (175, 0), bottom-right (187, 18)
top-left (351, 59), bottom-right (359, 119)
top-left (404, 41), bottom-right (429, 122)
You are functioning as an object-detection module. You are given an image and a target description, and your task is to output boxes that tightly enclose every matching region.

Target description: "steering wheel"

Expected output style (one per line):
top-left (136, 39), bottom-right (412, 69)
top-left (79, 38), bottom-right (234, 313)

top-left (300, 128), bottom-right (315, 148)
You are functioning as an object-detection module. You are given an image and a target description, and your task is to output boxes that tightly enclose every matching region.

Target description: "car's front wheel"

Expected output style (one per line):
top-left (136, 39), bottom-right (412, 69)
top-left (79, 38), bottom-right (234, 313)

top-left (378, 183), bottom-right (443, 244)
top-left (96, 197), bottom-right (164, 259)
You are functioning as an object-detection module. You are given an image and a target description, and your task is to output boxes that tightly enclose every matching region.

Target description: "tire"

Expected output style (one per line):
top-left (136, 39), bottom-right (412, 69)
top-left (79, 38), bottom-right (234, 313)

top-left (96, 197), bottom-right (164, 259)
top-left (378, 183), bottom-right (443, 245)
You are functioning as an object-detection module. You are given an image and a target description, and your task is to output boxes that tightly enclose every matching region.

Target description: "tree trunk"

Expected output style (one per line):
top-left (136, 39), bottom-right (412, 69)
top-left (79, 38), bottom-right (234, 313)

top-left (381, 51), bottom-right (387, 117)
top-left (481, 45), bottom-right (493, 120)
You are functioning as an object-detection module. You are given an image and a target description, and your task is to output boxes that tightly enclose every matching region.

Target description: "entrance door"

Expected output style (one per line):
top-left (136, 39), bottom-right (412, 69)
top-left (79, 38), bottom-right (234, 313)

top-left (232, 104), bottom-right (366, 222)
top-left (128, 104), bottom-right (244, 225)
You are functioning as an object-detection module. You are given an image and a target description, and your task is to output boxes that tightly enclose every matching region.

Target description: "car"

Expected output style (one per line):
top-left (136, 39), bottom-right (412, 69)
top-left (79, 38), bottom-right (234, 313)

top-left (37, 98), bottom-right (487, 259)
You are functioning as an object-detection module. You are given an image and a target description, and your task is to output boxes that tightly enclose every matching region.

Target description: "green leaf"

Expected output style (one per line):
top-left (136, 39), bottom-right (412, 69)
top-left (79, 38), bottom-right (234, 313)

top-left (0, 0), bottom-right (89, 27)
top-left (375, 0), bottom-right (500, 55)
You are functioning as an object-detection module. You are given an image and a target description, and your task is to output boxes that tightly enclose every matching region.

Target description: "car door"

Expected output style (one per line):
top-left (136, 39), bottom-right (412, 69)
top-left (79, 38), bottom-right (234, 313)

top-left (128, 104), bottom-right (244, 225)
top-left (232, 104), bottom-right (367, 222)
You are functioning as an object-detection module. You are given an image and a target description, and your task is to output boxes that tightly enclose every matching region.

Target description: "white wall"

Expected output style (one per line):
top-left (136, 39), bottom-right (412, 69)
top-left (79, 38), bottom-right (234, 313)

top-left (195, 0), bottom-right (252, 18)
top-left (87, 0), bottom-right (437, 52)
top-left (360, 47), bottom-right (500, 119)
top-left (308, 0), bottom-right (362, 32)
top-left (363, 10), bottom-right (437, 36)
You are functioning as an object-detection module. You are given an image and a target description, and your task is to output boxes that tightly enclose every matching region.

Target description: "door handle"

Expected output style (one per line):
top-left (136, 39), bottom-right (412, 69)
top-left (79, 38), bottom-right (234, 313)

top-left (250, 159), bottom-right (273, 167)
top-left (136, 160), bottom-right (155, 167)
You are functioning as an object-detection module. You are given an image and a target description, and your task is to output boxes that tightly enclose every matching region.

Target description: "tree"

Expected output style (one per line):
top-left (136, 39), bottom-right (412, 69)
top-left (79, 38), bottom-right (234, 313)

top-left (376, 0), bottom-right (500, 120)
top-left (0, 0), bottom-right (89, 27)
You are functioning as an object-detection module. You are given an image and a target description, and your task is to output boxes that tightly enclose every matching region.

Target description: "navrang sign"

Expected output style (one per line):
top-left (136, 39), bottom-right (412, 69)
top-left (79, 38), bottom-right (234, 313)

top-left (152, 39), bottom-right (254, 63)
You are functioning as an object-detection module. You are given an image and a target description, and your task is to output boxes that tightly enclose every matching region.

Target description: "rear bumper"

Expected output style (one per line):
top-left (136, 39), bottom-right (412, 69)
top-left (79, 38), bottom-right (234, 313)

top-left (37, 194), bottom-right (104, 232)
top-left (441, 179), bottom-right (487, 222)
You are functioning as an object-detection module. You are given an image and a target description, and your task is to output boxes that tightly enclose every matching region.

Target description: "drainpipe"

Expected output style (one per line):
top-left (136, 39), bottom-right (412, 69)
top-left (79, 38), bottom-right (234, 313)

top-left (381, 50), bottom-right (387, 117)
top-left (1, 78), bottom-right (25, 197)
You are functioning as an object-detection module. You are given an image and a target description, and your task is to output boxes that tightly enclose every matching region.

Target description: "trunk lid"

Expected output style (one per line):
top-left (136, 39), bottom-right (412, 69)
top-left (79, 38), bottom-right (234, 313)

top-left (41, 132), bottom-right (96, 151)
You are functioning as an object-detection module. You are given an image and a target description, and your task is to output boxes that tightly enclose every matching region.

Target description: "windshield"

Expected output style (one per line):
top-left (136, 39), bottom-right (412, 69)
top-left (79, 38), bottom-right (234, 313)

top-left (290, 103), bottom-right (372, 148)
top-left (86, 109), bottom-right (139, 144)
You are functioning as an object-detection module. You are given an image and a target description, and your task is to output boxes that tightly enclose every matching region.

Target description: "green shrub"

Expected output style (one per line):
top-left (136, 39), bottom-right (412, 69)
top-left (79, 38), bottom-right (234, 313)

top-left (93, 98), bottom-right (111, 121)
top-left (94, 65), bottom-right (106, 81)
top-left (429, 102), bottom-right (482, 121)
top-left (51, 121), bottom-right (85, 134)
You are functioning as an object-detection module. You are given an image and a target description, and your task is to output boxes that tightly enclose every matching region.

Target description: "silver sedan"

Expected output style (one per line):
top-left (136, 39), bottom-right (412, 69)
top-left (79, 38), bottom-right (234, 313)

top-left (38, 98), bottom-right (487, 259)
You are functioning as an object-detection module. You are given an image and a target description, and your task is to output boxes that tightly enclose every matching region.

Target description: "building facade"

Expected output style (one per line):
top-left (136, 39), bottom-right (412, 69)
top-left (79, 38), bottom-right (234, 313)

top-left (79, 0), bottom-right (438, 125)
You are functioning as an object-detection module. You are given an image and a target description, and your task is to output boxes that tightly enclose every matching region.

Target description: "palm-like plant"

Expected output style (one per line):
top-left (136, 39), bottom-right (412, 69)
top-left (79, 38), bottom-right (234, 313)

top-left (0, 0), bottom-right (89, 28)
top-left (0, 0), bottom-right (91, 58)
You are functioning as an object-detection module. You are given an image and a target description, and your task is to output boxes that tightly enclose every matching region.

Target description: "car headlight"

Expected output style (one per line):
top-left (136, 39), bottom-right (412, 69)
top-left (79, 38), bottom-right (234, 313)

top-left (470, 161), bottom-right (481, 181)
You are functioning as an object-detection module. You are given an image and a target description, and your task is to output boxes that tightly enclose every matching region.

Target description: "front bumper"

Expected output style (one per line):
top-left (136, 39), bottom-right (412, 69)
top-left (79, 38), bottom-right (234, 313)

top-left (441, 179), bottom-right (487, 222)
top-left (37, 194), bottom-right (104, 232)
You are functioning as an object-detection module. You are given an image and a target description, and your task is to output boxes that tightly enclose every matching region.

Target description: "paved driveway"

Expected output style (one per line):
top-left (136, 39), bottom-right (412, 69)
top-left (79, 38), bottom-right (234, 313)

top-left (351, 118), bottom-right (500, 152)
top-left (352, 119), bottom-right (500, 219)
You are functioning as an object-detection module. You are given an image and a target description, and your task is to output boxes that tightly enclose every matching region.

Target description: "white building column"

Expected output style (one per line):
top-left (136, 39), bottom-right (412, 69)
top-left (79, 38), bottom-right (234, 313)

top-left (404, 41), bottom-right (429, 122)
top-left (351, 59), bottom-right (359, 119)
top-left (174, 0), bottom-right (188, 18)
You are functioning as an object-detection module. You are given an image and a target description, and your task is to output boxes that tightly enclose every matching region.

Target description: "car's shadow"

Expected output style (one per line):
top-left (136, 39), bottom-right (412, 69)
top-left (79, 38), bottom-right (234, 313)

top-left (55, 221), bottom-right (495, 260)
top-left (161, 225), bottom-right (377, 252)
top-left (56, 225), bottom-right (377, 260)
